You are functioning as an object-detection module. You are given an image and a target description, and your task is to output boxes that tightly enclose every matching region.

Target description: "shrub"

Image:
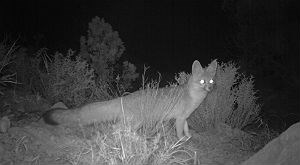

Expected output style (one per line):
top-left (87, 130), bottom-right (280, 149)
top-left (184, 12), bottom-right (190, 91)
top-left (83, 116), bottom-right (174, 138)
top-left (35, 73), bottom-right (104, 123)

top-left (1, 41), bottom-right (48, 94)
top-left (14, 47), bottom-right (49, 94)
top-left (79, 17), bottom-right (139, 95)
top-left (0, 37), bottom-right (51, 94)
top-left (0, 40), bottom-right (18, 94)
top-left (40, 17), bottom-right (139, 106)
top-left (42, 50), bottom-right (111, 107)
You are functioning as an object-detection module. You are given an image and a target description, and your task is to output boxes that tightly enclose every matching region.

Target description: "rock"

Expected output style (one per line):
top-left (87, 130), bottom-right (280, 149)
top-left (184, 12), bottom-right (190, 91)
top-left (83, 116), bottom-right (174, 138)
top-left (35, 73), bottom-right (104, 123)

top-left (51, 102), bottom-right (68, 109)
top-left (241, 122), bottom-right (300, 165)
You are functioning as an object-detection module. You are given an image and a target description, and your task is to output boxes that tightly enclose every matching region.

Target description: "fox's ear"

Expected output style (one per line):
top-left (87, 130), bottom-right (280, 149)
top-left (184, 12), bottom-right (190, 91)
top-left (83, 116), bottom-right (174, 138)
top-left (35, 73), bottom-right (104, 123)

top-left (206, 59), bottom-right (217, 76)
top-left (192, 60), bottom-right (203, 75)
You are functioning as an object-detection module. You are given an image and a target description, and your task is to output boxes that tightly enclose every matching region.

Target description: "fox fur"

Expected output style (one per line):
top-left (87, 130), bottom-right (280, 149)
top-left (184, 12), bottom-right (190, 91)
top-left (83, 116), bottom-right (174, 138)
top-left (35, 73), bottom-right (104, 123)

top-left (43, 59), bottom-right (217, 139)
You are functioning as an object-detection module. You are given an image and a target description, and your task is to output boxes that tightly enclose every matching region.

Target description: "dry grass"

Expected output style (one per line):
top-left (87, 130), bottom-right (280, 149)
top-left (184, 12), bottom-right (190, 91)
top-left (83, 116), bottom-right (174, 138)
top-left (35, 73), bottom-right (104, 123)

top-left (56, 116), bottom-right (196, 164)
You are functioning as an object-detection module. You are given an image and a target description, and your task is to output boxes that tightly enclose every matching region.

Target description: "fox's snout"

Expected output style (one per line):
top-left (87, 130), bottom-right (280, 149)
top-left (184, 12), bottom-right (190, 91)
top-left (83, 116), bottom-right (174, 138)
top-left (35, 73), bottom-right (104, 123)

top-left (204, 83), bottom-right (215, 92)
top-left (205, 86), bottom-right (212, 92)
top-left (198, 80), bottom-right (214, 92)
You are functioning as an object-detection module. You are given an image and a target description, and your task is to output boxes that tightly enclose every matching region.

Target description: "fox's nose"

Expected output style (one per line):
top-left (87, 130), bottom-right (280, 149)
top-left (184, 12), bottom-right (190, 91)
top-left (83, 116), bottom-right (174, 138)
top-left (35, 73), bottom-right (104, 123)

top-left (205, 86), bottom-right (212, 92)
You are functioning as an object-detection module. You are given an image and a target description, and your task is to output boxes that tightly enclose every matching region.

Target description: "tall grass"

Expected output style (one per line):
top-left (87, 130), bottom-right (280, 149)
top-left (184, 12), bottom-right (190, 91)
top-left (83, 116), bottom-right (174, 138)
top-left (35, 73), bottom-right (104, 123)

top-left (0, 40), bottom-right (19, 94)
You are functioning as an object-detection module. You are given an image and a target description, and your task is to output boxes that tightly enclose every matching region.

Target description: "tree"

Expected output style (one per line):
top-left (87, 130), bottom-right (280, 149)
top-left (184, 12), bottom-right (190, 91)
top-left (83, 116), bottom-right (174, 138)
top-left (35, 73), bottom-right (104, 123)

top-left (79, 17), bottom-right (138, 94)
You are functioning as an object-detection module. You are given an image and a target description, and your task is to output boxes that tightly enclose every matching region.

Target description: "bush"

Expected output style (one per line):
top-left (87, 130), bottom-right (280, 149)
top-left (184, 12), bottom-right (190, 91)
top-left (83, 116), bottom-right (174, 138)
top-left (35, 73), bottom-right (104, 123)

top-left (0, 40), bottom-right (19, 94)
top-left (14, 47), bottom-right (47, 94)
top-left (42, 50), bottom-right (111, 107)
top-left (1, 41), bottom-right (48, 94)
top-left (79, 17), bottom-right (139, 95)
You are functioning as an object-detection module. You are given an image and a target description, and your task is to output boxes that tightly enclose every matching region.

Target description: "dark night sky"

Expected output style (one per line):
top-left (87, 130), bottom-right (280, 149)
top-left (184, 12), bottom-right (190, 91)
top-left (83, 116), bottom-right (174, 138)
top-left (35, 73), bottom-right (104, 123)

top-left (0, 0), bottom-right (298, 77)
top-left (0, 0), bottom-right (234, 74)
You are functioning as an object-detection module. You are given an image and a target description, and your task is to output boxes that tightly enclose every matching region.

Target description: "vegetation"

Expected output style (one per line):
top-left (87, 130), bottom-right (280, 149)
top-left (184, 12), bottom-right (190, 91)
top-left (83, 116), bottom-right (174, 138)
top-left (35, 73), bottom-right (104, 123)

top-left (0, 40), bottom-right (19, 94)
top-left (0, 16), bottom-right (275, 165)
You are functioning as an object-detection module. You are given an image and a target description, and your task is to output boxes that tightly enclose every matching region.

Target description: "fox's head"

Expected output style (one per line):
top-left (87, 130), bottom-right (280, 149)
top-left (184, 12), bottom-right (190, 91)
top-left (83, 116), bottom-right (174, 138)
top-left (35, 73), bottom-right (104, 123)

top-left (190, 59), bottom-right (217, 92)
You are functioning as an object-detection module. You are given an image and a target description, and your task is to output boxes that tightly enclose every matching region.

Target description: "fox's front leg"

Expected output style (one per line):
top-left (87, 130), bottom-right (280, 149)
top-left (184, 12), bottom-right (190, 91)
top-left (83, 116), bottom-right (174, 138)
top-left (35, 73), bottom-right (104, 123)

top-left (183, 120), bottom-right (191, 137)
top-left (175, 117), bottom-right (185, 139)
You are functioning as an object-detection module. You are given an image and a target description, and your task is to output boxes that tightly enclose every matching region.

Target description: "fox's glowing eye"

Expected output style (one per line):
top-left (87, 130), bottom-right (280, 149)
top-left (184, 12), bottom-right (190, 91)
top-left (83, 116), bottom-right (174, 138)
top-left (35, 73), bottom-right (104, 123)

top-left (209, 79), bottom-right (214, 84)
top-left (200, 80), bottom-right (205, 84)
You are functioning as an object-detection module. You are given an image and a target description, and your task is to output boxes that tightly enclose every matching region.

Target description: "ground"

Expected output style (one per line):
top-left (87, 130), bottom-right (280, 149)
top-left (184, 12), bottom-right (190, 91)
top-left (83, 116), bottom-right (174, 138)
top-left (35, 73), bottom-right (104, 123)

top-left (0, 91), bottom-right (274, 165)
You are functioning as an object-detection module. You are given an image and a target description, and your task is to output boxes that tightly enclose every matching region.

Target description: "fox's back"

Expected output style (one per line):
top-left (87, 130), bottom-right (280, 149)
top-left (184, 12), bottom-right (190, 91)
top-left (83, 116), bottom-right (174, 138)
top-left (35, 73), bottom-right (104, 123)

top-left (121, 85), bottom-right (186, 120)
top-left (60, 85), bottom-right (185, 126)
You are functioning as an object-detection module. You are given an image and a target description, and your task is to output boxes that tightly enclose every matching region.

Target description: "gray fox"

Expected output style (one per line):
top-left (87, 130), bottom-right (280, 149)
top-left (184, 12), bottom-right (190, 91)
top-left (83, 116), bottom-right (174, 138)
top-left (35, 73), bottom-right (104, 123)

top-left (43, 59), bottom-right (217, 139)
